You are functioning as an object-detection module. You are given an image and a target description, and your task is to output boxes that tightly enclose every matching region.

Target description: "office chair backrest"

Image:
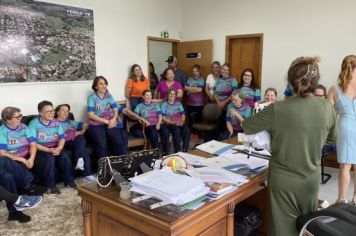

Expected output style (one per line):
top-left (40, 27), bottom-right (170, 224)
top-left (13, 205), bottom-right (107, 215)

top-left (202, 103), bottom-right (222, 122)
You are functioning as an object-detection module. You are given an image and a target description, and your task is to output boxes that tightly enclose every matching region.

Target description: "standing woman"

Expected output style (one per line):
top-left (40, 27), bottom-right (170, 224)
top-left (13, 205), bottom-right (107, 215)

top-left (125, 64), bottom-right (150, 110)
top-left (149, 62), bottom-right (159, 95)
top-left (205, 61), bottom-right (221, 102)
top-left (243, 56), bottom-right (337, 235)
top-left (213, 63), bottom-right (238, 134)
top-left (88, 76), bottom-right (130, 158)
top-left (154, 68), bottom-right (183, 100)
top-left (237, 68), bottom-right (261, 116)
top-left (329, 55), bottom-right (356, 204)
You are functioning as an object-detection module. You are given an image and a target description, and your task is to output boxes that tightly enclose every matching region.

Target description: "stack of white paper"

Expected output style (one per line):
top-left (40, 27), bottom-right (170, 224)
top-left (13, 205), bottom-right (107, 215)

top-left (186, 167), bottom-right (249, 186)
top-left (129, 169), bottom-right (209, 206)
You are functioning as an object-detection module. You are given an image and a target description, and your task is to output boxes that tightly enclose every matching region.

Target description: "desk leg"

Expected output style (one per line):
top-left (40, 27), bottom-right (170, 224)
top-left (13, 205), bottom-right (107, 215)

top-left (227, 201), bottom-right (235, 236)
top-left (81, 199), bottom-right (92, 236)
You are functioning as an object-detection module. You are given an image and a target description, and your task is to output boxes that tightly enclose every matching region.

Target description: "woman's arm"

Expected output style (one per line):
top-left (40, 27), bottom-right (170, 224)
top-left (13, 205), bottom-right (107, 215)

top-left (125, 79), bottom-right (132, 99)
top-left (226, 121), bottom-right (234, 137)
top-left (0, 150), bottom-right (27, 165)
top-left (327, 86), bottom-right (338, 106)
top-left (88, 112), bottom-right (109, 125)
top-left (205, 83), bottom-right (214, 101)
top-left (26, 142), bottom-right (37, 169)
top-left (176, 89), bottom-right (184, 99)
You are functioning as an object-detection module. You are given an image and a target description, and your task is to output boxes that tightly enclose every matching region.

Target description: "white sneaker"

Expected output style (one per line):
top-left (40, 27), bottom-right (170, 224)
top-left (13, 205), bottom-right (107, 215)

top-left (84, 175), bottom-right (96, 182)
top-left (75, 158), bottom-right (84, 171)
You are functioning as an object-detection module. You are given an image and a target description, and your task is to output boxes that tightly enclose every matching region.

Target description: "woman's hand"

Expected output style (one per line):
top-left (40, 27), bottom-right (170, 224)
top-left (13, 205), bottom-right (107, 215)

top-left (107, 118), bottom-right (117, 129)
top-left (156, 123), bottom-right (161, 131)
top-left (26, 157), bottom-right (34, 169)
top-left (140, 118), bottom-right (150, 127)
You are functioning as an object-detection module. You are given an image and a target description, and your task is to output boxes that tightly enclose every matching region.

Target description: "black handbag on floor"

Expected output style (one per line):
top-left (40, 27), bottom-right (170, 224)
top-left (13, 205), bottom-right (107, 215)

top-left (234, 203), bottom-right (262, 236)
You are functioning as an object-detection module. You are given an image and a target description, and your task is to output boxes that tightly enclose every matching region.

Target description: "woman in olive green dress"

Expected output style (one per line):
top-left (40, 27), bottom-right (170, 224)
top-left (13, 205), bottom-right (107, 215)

top-left (242, 57), bottom-right (337, 236)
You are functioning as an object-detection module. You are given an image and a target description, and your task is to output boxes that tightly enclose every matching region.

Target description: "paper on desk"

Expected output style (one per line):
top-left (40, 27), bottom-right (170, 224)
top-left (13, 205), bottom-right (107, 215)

top-left (219, 149), bottom-right (269, 171)
top-left (195, 140), bottom-right (235, 155)
top-left (177, 152), bottom-right (211, 166)
top-left (130, 169), bottom-right (209, 205)
top-left (186, 167), bottom-right (248, 186)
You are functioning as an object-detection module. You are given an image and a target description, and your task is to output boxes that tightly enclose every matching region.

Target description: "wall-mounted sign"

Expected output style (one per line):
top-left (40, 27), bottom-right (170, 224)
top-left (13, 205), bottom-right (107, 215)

top-left (186, 52), bottom-right (201, 59)
top-left (161, 31), bottom-right (169, 38)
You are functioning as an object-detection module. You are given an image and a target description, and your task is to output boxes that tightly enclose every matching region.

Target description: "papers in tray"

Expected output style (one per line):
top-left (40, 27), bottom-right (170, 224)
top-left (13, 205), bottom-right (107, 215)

top-left (129, 169), bottom-right (209, 206)
top-left (195, 140), bottom-right (235, 155)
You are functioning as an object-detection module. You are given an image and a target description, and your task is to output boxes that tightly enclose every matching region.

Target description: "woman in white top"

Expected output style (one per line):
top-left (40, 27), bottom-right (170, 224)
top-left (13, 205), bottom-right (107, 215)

top-left (205, 61), bottom-right (221, 102)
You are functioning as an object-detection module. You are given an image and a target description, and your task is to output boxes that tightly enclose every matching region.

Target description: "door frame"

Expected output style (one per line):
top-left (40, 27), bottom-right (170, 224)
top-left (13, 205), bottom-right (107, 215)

top-left (147, 36), bottom-right (180, 75)
top-left (225, 33), bottom-right (263, 86)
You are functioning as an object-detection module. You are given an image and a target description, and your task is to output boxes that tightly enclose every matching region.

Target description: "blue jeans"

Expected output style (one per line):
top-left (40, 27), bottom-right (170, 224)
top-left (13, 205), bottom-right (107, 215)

top-left (145, 125), bottom-right (161, 150)
top-left (64, 135), bottom-right (92, 176)
top-left (161, 124), bottom-right (190, 154)
top-left (37, 150), bottom-right (74, 187)
top-left (88, 125), bottom-right (128, 158)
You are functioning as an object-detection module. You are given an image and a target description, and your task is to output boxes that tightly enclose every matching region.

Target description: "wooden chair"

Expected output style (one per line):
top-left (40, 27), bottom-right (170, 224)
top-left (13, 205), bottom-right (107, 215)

top-left (117, 100), bottom-right (147, 150)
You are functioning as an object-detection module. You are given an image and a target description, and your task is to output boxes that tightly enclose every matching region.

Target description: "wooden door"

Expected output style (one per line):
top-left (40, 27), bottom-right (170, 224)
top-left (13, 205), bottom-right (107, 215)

top-left (226, 34), bottom-right (263, 87)
top-left (177, 39), bottom-right (213, 79)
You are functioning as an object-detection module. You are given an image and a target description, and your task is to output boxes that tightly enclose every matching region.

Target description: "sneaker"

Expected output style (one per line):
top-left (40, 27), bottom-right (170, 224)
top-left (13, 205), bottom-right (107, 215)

top-left (65, 182), bottom-right (77, 189)
top-left (75, 157), bottom-right (84, 171)
top-left (83, 175), bottom-right (96, 182)
top-left (8, 211), bottom-right (31, 223)
top-left (23, 184), bottom-right (47, 196)
top-left (14, 195), bottom-right (43, 211)
top-left (48, 187), bottom-right (61, 195)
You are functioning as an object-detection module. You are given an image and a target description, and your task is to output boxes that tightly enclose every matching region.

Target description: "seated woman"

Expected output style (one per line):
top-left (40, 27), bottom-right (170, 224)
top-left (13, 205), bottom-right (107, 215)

top-left (54, 104), bottom-right (95, 182)
top-left (253, 87), bottom-right (278, 113)
top-left (161, 89), bottom-right (190, 155)
top-left (237, 69), bottom-right (261, 116)
top-left (223, 90), bottom-right (252, 139)
top-left (29, 100), bottom-right (75, 194)
top-left (88, 76), bottom-right (141, 159)
top-left (154, 68), bottom-right (183, 100)
top-left (134, 90), bottom-right (163, 150)
top-left (125, 64), bottom-right (150, 110)
top-left (0, 106), bottom-right (45, 222)
top-left (185, 64), bottom-right (205, 141)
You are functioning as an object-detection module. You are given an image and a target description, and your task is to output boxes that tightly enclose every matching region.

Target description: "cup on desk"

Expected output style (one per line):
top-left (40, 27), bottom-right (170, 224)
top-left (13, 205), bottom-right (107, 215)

top-left (119, 182), bottom-right (131, 200)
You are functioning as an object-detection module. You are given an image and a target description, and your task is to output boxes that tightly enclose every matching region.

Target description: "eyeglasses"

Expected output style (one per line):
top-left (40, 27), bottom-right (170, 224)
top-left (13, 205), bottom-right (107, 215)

top-left (12, 114), bottom-right (23, 119)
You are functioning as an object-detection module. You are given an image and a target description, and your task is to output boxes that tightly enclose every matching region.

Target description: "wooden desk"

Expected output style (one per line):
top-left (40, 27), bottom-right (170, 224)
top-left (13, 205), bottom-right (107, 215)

top-left (78, 140), bottom-right (268, 236)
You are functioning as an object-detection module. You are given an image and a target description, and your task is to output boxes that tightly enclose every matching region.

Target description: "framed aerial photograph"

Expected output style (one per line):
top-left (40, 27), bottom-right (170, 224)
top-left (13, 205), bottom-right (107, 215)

top-left (0, 0), bottom-right (96, 83)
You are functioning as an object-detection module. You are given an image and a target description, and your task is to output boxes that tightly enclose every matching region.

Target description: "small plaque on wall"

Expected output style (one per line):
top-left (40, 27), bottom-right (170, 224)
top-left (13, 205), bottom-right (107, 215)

top-left (186, 52), bottom-right (201, 59)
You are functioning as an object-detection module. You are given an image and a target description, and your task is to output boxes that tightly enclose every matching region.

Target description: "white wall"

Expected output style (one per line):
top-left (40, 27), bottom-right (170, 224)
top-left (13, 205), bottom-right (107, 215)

top-left (0, 0), bottom-right (182, 120)
top-left (181, 0), bottom-right (356, 97)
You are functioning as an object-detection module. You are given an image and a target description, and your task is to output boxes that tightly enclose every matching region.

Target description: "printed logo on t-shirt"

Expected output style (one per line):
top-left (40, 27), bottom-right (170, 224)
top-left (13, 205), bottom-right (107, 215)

top-left (39, 133), bottom-right (46, 139)
top-left (9, 139), bottom-right (17, 144)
